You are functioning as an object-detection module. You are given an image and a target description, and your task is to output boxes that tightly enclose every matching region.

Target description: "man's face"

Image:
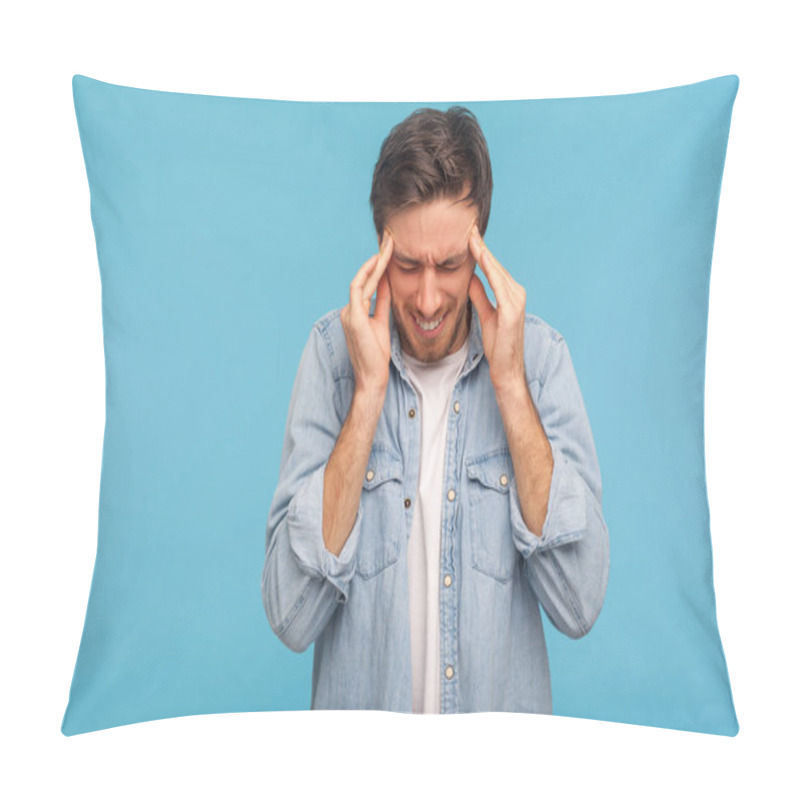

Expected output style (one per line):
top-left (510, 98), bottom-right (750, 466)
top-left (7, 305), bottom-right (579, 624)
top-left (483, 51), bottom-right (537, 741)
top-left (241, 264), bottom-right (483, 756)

top-left (382, 193), bottom-right (477, 363)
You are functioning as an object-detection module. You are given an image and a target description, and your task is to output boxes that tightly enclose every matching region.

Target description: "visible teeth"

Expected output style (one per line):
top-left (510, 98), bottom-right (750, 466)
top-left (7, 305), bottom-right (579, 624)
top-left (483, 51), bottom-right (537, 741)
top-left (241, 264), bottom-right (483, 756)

top-left (416, 315), bottom-right (443, 331)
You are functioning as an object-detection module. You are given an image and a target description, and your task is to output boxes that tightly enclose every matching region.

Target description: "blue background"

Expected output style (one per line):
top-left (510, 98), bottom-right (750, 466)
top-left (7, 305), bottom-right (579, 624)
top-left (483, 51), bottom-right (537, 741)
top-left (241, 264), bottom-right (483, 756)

top-left (63, 74), bottom-right (738, 735)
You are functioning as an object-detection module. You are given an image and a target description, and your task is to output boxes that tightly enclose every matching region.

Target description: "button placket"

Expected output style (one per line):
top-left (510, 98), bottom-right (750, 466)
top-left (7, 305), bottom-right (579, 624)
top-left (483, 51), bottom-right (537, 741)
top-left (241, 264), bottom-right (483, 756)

top-left (439, 375), bottom-right (469, 713)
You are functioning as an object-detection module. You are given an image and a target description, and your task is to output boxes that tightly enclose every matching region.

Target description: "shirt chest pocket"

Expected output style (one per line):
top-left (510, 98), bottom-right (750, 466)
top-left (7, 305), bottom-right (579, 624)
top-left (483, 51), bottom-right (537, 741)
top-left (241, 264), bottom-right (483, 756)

top-left (465, 449), bottom-right (518, 584)
top-left (356, 447), bottom-right (405, 579)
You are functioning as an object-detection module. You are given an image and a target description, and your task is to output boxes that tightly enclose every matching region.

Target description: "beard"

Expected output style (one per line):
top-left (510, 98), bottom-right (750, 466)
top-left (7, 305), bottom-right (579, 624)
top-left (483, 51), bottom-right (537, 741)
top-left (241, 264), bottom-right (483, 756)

top-left (393, 299), bottom-right (471, 363)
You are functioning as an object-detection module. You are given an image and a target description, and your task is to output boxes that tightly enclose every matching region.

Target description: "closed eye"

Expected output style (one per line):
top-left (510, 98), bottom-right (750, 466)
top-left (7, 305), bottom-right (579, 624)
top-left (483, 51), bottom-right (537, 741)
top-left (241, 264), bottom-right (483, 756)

top-left (394, 254), bottom-right (469, 273)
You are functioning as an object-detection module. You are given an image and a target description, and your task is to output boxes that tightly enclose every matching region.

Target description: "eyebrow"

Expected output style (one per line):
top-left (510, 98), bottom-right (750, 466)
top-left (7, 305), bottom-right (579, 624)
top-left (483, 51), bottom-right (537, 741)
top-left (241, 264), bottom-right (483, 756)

top-left (393, 249), bottom-right (470, 267)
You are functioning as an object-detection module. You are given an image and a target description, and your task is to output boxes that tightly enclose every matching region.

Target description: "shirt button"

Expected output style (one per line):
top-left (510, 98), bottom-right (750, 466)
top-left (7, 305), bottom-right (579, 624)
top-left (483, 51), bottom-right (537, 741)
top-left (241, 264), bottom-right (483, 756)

top-left (408, 408), bottom-right (416, 418)
top-left (500, 474), bottom-right (508, 487)
top-left (366, 469), bottom-right (374, 481)
top-left (447, 489), bottom-right (456, 502)
top-left (445, 666), bottom-right (454, 680)
top-left (453, 401), bottom-right (460, 414)
top-left (404, 498), bottom-right (411, 509)
top-left (443, 574), bottom-right (452, 587)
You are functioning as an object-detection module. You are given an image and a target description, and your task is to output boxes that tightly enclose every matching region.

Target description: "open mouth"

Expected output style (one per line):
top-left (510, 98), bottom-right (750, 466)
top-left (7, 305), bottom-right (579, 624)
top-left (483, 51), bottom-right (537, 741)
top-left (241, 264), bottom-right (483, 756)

top-left (412, 312), bottom-right (447, 338)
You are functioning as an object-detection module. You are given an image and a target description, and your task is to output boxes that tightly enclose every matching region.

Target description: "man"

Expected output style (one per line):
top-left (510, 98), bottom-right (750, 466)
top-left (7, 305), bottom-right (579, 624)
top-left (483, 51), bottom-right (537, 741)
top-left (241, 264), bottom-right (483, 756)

top-left (262, 106), bottom-right (609, 714)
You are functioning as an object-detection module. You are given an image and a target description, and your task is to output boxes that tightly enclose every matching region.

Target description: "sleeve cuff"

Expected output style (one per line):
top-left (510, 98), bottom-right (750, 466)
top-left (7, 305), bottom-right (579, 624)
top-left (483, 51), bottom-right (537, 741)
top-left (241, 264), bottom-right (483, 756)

top-left (286, 463), bottom-right (361, 602)
top-left (510, 451), bottom-right (587, 558)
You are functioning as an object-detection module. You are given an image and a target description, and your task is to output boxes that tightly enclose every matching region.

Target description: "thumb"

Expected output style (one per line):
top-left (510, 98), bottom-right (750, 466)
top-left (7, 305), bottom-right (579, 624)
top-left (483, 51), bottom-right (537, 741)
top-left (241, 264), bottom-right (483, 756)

top-left (373, 272), bottom-right (392, 324)
top-left (469, 273), bottom-right (494, 327)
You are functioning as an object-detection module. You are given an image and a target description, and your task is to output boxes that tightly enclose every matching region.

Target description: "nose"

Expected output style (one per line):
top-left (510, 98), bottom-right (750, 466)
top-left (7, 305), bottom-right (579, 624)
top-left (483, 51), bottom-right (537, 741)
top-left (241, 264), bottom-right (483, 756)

top-left (416, 267), bottom-right (442, 319)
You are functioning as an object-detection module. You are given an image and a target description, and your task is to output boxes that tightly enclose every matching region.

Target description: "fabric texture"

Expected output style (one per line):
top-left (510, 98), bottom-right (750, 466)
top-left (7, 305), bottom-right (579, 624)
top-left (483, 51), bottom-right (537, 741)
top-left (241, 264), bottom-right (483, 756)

top-left (63, 74), bottom-right (739, 735)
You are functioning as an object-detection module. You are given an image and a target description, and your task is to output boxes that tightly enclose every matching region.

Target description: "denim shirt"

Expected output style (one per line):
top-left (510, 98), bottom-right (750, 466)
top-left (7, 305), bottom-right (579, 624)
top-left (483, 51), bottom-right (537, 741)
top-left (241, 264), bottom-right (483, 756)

top-left (262, 303), bottom-right (610, 713)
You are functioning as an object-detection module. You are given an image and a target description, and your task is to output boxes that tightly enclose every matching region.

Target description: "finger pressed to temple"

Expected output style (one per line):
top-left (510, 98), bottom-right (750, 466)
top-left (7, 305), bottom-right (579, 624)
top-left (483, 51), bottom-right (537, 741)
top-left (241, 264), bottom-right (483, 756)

top-left (362, 231), bottom-right (393, 302)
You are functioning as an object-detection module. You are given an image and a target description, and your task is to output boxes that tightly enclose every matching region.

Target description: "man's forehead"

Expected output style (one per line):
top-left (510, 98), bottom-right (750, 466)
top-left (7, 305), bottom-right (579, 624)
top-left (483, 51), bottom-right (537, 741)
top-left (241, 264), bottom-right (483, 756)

top-left (387, 192), bottom-right (475, 230)
top-left (387, 217), bottom-right (475, 262)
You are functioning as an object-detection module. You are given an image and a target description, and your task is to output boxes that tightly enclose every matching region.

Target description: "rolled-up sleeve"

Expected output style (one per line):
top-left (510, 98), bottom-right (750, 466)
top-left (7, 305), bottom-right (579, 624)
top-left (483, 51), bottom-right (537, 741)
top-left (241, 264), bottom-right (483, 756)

top-left (261, 323), bottom-right (361, 653)
top-left (510, 333), bottom-right (610, 640)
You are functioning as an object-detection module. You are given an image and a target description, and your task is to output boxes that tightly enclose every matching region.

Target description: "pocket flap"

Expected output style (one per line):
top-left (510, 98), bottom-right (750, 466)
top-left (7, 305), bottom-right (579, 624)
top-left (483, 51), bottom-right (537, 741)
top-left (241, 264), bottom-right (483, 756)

top-left (465, 450), bottom-right (512, 493)
top-left (363, 447), bottom-right (403, 490)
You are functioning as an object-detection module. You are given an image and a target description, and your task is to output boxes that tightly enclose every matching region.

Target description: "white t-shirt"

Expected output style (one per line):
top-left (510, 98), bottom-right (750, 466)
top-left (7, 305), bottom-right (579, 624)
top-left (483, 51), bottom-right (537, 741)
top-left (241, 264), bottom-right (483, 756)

top-left (402, 339), bottom-right (469, 714)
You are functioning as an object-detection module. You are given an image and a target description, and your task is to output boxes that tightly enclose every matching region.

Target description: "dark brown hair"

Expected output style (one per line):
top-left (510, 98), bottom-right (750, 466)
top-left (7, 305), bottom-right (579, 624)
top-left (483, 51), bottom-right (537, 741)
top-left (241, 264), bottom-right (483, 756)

top-left (369, 106), bottom-right (492, 240)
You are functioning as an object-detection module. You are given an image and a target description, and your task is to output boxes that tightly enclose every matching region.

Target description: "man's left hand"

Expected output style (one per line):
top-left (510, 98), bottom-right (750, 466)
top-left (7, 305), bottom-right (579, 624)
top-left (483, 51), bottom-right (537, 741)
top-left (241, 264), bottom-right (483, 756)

top-left (468, 225), bottom-right (527, 394)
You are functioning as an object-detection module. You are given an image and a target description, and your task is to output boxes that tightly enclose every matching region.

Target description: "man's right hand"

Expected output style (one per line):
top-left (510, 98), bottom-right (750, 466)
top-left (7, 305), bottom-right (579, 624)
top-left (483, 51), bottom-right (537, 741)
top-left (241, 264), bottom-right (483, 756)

top-left (340, 230), bottom-right (394, 400)
top-left (322, 231), bottom-right (394, 557)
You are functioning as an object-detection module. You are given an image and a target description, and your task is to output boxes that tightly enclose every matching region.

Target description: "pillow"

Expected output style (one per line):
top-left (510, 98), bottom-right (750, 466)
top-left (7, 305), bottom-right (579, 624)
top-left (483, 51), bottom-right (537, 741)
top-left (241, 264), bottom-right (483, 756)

top-left (63, 74), bottom-right (739, 735)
